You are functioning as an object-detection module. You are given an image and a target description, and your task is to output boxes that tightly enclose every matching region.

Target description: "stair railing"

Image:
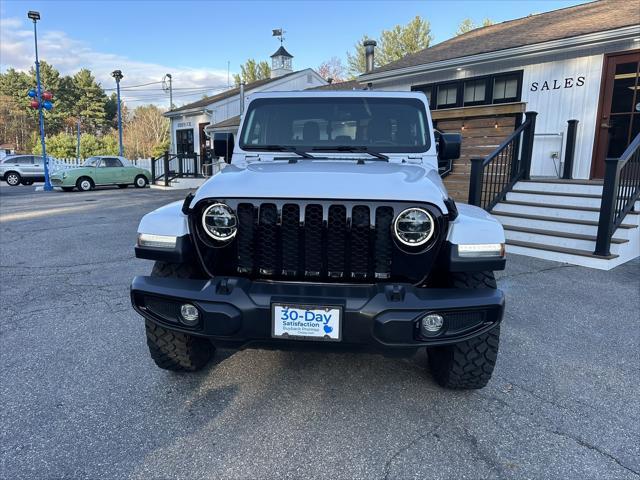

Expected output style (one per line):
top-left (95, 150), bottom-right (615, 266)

top-left (594, 133), bottom-right (640, 256)
top-left (151, 152), bottom-right (203, 186)
top-left (468, 111), bottom-right (537, 211)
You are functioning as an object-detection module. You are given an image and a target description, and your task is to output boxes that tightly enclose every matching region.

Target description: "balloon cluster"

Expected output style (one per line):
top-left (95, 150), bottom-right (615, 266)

top-left (27, 88), bottom-right (54, 110)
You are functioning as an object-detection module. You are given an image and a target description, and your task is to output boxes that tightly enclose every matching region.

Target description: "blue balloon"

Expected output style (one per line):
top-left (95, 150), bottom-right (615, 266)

top-left (28, 89), bottom-right (37, 98)
top-left (43, 100), bottom-right (53, 110)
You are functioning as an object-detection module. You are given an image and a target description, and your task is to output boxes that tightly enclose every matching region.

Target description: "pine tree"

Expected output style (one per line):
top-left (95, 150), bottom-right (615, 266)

top-left (456, 18), bottom-right (494, 36)
top-left (233, 59), bottom-right (271, 87)
top-left (71, 69), bottom-right (109, 134)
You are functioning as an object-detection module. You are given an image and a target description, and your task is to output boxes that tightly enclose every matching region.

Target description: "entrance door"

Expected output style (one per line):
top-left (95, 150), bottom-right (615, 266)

top-left (176, 129), bottom-right (194, 155)
top-left (592, 51), bottom-right (640, 178)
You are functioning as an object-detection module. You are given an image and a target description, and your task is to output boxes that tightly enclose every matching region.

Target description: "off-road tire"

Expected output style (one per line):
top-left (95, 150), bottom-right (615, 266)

top-left (5, 171), bottom-right (21, 186)
top-left (76, 177), bottom-right (93, 192)
top-left (145, 261), bottom-right (213, 371)
top-left (428, 271), bottom-right (500, 389)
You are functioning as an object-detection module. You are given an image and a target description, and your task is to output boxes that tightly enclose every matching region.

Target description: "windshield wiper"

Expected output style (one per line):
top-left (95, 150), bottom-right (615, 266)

top-left (311, 146), bottom-right (389, 161)
top-left (244, 145), bottom-right (315, 159)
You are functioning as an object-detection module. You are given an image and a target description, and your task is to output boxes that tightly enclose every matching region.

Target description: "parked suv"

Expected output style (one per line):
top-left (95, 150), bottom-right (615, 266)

top-left (0, 155), bottom-right (46, 185)
top-left (131, 91), bottom-right (506, 389)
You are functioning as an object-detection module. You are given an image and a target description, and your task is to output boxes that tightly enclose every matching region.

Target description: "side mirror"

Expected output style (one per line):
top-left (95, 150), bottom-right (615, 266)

top-left (438, 132), bottom-right (461, 160)
top-left (213, 133), bottom-right (234, 164)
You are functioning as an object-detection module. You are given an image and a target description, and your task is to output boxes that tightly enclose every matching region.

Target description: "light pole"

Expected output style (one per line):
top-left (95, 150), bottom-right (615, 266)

top-left (28, 10), bottom-right (52, 191)
top-left (165, 73), bottom-right (173, 110)
top-left (76, 117), bottom-right (81, 162)
top-left (111, 69), bottom-right (124, 156)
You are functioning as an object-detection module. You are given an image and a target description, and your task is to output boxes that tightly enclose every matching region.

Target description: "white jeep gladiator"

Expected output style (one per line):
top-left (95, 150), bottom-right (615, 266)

top-left (131, 91), bottom-right (506, 389)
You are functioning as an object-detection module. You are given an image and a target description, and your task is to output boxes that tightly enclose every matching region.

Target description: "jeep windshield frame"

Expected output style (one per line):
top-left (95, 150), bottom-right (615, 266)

top-left (239, 96), bottom-right (430, 154)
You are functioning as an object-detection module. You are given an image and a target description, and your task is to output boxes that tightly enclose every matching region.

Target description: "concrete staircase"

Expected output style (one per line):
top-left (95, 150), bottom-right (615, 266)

top-left (491, 180), bottom-right (640, 270)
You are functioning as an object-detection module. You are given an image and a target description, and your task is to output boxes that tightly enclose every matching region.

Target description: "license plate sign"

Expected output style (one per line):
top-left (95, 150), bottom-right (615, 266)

top-left (272, 304), bottom-right (341, 341)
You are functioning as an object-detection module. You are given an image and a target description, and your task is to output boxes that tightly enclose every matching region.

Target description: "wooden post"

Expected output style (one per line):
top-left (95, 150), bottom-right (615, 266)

top-left (594, 158), bottom-right (621, 256)
top-left (468, 157), bottom-right (485, 207)
top-left (562, 120), bottom-right (579, 179)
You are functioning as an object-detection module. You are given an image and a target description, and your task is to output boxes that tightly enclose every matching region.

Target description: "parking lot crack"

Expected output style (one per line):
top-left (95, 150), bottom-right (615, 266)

top-left (549, 429), bottom-right (639, 477)
top-left (498, 263), bottom-right (575, 280)
top-left (383, 422), bottom-right (442, 480)
top-left (507, 381), bottom-right (584, 415)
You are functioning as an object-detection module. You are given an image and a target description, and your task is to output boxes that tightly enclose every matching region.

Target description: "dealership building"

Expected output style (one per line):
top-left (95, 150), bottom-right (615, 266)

top-left (354, 0), bottom-right (639, 268)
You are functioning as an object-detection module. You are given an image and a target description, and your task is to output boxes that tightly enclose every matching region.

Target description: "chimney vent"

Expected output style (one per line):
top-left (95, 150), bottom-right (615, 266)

top-left (364, 40), bottom-right (377, 73)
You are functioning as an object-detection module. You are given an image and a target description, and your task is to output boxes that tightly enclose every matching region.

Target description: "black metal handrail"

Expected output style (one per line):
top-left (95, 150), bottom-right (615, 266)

top-left (561, 119), bottom-right (579, 179)
top-left (151, 152), bottom-right (203, 186)
top-left (468, 111), bottom-right (537, 211)
top-left (594, 133), bottom-right (640, 256)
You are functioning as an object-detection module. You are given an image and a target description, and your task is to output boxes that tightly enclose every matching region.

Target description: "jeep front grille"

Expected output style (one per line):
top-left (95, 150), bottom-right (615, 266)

top-left (192, 200), bottom-right (446, 284)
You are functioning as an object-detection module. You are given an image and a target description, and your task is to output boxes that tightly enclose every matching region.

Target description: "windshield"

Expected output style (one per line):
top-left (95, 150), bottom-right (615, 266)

top-left (83, 156), bottom-right (100, 167)
top-left (240, 97), bottom-right (430, 153)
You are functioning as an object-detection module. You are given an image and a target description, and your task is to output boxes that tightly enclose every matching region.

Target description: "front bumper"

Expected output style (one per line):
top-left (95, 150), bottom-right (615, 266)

top-left (131, 276), bottom-right (504, 352)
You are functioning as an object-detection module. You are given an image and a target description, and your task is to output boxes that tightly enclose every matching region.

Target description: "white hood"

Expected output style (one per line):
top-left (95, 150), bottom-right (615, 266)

top-left (191, 160), bottom-right (449, 212)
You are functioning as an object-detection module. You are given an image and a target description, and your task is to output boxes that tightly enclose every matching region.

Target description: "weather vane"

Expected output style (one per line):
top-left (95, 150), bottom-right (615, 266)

top-left (272, 28), bottom-right (285, 45)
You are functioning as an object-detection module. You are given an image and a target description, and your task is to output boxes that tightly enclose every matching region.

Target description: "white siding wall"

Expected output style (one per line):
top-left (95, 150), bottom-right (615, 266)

top-left (522, 55), bottom-right (603, 179)
top-left (170, 112), bottom-right (210, 155)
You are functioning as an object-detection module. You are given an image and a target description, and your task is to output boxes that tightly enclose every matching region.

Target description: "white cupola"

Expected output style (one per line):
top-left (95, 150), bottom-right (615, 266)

top-left (270, 46), bottom-right (293, 78)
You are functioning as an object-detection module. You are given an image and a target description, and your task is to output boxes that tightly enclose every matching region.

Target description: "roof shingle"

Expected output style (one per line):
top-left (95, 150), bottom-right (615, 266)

top-left (369, 0), bottom-right (639, 75)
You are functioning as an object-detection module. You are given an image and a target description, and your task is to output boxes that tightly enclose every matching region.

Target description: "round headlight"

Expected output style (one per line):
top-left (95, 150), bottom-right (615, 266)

top-left (201, 203), bottom-right (238, 241)
top-left (393, 207), bottom-right (435, 247)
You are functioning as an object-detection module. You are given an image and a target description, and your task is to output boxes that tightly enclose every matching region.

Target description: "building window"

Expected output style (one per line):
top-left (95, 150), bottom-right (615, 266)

top-left (464, 79), bottom-right (486, 105)
top-left (493, 74), bottom-right (520, 103)
top-left (411, 70), bottom-right (522, 110)
top-left (437, 83), bottom-right (458, 108)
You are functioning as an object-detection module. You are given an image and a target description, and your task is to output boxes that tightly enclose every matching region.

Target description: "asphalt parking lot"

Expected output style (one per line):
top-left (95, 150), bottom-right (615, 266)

top-left (1, 184), bottom-right (638, 479)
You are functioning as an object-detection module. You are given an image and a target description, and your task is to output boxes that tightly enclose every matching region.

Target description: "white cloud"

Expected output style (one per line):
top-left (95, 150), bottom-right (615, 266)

top-left (0, 16), bottom-right (231, 108)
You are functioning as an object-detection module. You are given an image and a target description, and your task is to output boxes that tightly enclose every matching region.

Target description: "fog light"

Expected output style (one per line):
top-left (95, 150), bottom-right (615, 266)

top-left (420, 313), bottom-right (444, 336)
top-left (180, 303), bottom-right (199, 326)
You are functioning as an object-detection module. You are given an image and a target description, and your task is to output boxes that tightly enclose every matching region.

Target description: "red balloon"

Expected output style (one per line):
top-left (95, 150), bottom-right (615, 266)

top-left (42, 91), bottom-right (53, 100)
top-left (30, 100), bottom-right (40, 109)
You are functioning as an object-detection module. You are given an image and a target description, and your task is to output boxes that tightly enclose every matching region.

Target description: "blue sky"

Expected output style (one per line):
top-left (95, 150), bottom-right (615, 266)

top-left (1, 0), bottom-right (589, 107)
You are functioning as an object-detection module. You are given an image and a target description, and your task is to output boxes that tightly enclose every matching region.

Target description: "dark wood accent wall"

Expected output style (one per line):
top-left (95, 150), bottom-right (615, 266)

top-left (432, 102), bottom-right (526, 201)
